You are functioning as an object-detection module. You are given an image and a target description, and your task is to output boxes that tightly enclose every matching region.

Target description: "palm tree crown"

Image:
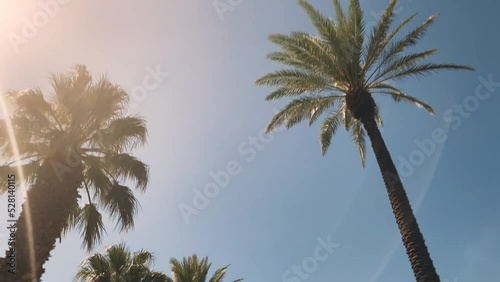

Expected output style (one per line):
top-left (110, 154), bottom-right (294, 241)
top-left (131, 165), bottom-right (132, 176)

top-left (169, 255), bottom-right (243, 282)
top-left (75, 247), bottom-right (243, 282)
top-left (0, 65), bottom-right (149, 250)
top-left (256, 0), bottom-right (473, 166)
top-left (75, 243), bottom-right (168, 282)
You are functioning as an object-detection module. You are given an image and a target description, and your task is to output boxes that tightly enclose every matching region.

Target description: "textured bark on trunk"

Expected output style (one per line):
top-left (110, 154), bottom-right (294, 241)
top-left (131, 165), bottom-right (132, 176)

top-left (0, 154), bottom-right (83, 281)
top-left (362, 116), bottom-right (440, 282)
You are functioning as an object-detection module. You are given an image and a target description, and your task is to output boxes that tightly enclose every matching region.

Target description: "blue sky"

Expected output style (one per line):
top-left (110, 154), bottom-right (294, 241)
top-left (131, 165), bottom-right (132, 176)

top-left (0, 0), bottom-right (499, 281)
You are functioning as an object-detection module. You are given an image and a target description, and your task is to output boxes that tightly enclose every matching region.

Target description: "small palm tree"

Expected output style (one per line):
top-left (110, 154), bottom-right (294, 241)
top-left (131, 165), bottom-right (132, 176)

top-left (255, 0), bottom-right (473, 281)
top-left (0, 65), bottom-right (149, 281)
top-left (75, 243), bottom-right (169, 282)
top-left (169, 255), bottom-right (243, 282)
top-left (76, 248), bottom-right (243, 282)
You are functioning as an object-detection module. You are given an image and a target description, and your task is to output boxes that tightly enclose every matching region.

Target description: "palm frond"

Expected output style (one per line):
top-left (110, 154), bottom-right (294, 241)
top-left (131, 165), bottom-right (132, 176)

top-left (5, 88), bottom-right (60, 131)
top-left (76, 203), bottom-right (106, 251)
top-left (106, 243), bottom-right (131, 275)
top-left (74, 253), bottom-right (111, 282)
top-left (263, 86), bottom-right (318, 101)
top-left (256, 69), bottom-right (333, 101)
top-left (319, 106), bottom-right (344, 155)
top-left (143, 271), bottom-right (171, 282)
top-left (0, 112), bottom-right (54, 159)
top-left (351, 119), bottom-right (367, 166)
top-left (132, 249), bottom-right (155, 267)
top-left (373, 91), bottom-right (435, 114)
top-left (375, 63), bottom-right (474, 83)
top-left (374, 104), bottom-right (383, 127)
top-left (0, 161), bottom-right (39, 194)
top-left (367, 13), bottom-right (439, 84)
top-left (170, 257), bottom-right (186, 281)
top-left (309, 96), bottom-right (341, 125)
top-left (88, 116), bottom-right (148, 152)
top-left (102, 182), bottom-right (139, 232)
top-left (363, 0), bottom-right (398, 72)
top-left (61, 204), bottom-right (82, 237)
top-left (100, 153), bottom-right (149, 191)
top-left (296, 1), bottom-right (355, 81)
top-left (332, 0), bottom-right (346, 23)
top-left (82, 156), bottom-right (113, 199)
top-left (208, 265), bottom-right (228, 282)
top-left (371, 49), bottom-right (438, 83)
top-left (342, 105), bottom-right (354, 131)
top-left (86, 76), bottom-right (130, 124)
top-left (371, 83), bottom-right (435, 114)
top-left (50, 65), bottom-right (92, 122)
top-left (266, 33), bottom-right (338, 77)
top-left (347, 0), bottom-right (364, 67)
top-left (323, 0), bottom-right (363, 85)
top-left (266, 96), bottom-right (343, 133)
top-left (298, 0), bottom-right (338, 44)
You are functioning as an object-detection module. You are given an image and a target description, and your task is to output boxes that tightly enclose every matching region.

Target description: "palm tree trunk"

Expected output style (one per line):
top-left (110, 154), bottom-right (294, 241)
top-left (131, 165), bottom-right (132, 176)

top-left (362, 116), bottom-right (440, 282)
top-left (0, 153), bottom-right (83, 281)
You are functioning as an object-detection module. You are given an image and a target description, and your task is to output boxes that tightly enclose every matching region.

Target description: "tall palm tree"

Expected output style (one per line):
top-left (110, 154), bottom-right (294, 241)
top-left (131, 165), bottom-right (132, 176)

top-left (255, 0), bottom-right (473, 281)
top-left (75, 243), bottom-right (169, 282)
top-left (169, 255), bottom-right (243, 282)
top-left (0, 65), bottom-right (149, 281)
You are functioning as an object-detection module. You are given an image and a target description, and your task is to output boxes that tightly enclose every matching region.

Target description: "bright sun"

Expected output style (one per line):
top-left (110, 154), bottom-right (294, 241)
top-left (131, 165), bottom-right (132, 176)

top-left (0, 1), bottom-right (19, 33)
top-left (0, 1), bottom-right (11, 18)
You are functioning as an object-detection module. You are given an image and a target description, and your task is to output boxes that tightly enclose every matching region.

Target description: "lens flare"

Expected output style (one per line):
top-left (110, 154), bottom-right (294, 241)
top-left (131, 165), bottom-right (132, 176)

top-left (0, 92), bottom-right (36, 282)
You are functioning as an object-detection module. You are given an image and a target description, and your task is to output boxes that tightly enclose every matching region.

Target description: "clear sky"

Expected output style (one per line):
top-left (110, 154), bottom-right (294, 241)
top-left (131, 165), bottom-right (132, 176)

top-left (0, 0), bottom-right (499, 281)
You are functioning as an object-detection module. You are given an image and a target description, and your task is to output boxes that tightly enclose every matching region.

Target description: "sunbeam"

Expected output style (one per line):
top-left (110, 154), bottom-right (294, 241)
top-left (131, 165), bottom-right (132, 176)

top-left (0, 91), bottom-right (36, 282)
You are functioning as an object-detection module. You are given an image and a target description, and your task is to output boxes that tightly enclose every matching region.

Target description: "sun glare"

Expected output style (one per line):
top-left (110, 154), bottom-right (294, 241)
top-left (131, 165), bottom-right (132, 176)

top-left (0, 88), bottom-right (37, 282)
top-left (0, 1), bottom-right (12, 22)
top-left (0, 1), bottom-right (23, 34)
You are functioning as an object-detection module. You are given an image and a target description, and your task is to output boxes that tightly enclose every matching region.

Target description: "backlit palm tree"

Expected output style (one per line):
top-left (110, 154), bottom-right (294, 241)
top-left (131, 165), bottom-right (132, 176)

top-left (0, 65), bottom-right (149, 281)
top-left (169, 255), bottom-right (242, 282)
top-left (255, 0), bottom-right (473, 281)
top-left (75, 243), bottom-right (169, 282)
top-left (76, 249), bottom-right (243, 282)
